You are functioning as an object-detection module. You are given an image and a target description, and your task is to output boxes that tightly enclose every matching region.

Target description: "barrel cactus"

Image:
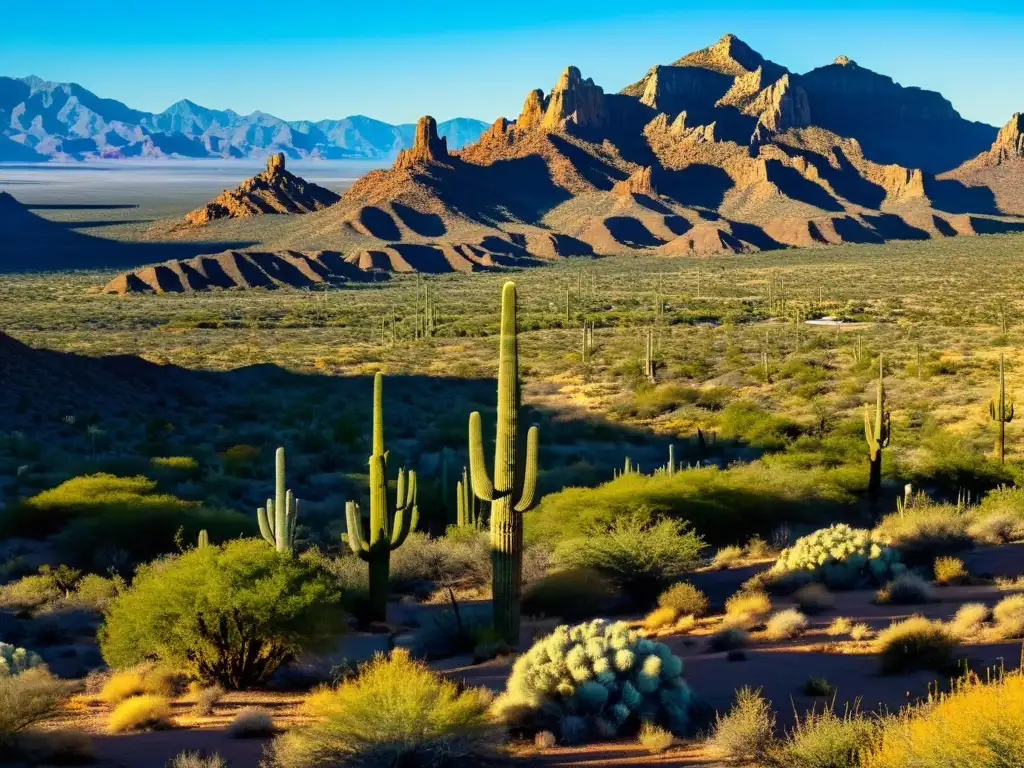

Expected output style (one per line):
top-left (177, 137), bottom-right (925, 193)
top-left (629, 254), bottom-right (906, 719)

top-left (0, 642), bottom-right (43, 676)
top-left (771, 523), bottom-right (905, 589)
top-left (494, 619), bottom-right (692, 744)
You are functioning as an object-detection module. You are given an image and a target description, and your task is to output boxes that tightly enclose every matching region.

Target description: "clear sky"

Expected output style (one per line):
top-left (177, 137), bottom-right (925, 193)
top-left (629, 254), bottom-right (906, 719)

top-left (1, 0), bottom-right (1021, 127)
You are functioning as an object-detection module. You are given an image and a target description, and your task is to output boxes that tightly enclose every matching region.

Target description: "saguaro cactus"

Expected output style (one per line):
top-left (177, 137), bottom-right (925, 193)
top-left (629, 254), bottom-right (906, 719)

top-left (197, 529), bottom-right (209, 549)
top-left (468, 281), bottom-right (540, 646)
top-left (456, 467), bottom-right (478, 528)
top-left (864, 356), bottom-right (891, 500)
top-left (257, 447), bottom-right (299, 553)
top-left (345, 372), bottom-right (418, 622)
top-left (989, 352), bottom-right (1015, 463)
top-left (644, 328), bottom-right (656, 384)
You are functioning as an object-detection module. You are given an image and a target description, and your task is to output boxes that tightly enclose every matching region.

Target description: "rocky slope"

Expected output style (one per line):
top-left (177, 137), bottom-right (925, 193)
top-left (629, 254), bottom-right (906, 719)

top-left (183, 153), bottom-right (340, 224)
top-left (0, 76), bottom-right (488, 161)
top-left (96, 35), bottom-right (1024, 292)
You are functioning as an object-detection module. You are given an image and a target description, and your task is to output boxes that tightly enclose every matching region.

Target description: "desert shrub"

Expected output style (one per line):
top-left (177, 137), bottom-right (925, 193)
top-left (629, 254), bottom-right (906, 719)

top-left (554, 514), bottom-right (703, 604)
top-left (802, 677), bottom-right (835, 696)
top-left (150, 455), bottom-right (200, 478)
top-left (219, 444), bottom-right (261, 476)
top-left (875, 573), bottom-right (932, 605)
top-left (269, 650), bottom-right (497, 768)
top-left (764, 609), bottom-right (809, 641)
top-left (228, 708), bottom-right (274, 738)
top-left (725, 589), bottom-right (772, 626)
top-left (948, 603), bottom-right (990, 639)
top-left (708, 627), bottom-right (750, 652)
top-left (967, 512), bottom-right (1023, 545)
top-left (0, 642), bottom-right (43, 675)
top-left (638, 721), bottom-right (674, 754)
top-left (745, 535), bottom-right (773, 558)
top-left (0, 572), bottom-right (62, 611)
top-left (107, 694), bottom-right (173, 733)
top-left (708, 686), bottom-right (775, 763)
top-left (642, 606), bottom-right (685, 632)
top-left (793, 584), bottom-right (834, 614)
top-left (2, 474), bottom-right (253, 570)
top-left (712, 545), bottom-right (744, 569)
top-left (521, 567), bottom-right (619, 621)
top-left (534, 730), bottom-right (556, 749)
top-left (827, 617), bottom-right (853, 636)
top-left (11, 728), bottom-right (95, 765)
top-left (657, 582), bottom-right (709, 618)
top-left (193, 684), bottom-right (225, 716)
top-left (71, 573), bottom-right (121, 611)
top-left (850, 623), bottom-right (873, 641)
top-left (771, 524), bottom-right (905, 589)
top-left (100, 538), bottom-right (346, 689)
top-left (0, 667), bottom-right (70, 747)
top-left (169, 753), bottom-right (227, 768)
top-left (411, 603), bottom-right (503, 661)
top-left (528, 463), bottom-right (855, 549)
top-left (771, 706), bottom-right (879, 768)
top-left (718, 400), bottom-right (800, 451)
top-left (933, 556), bottom-right (968, 585)
top-left (874, 616), bottom-right (957, 674)
top-left (865, 671), bottom-right (1024, 768)
top-left (98, 665), bottom-right (180, 705)
top-left (991, 594), bottom-right (1024, 639)
top-left (494, 619), bottom-right (692, 742)
top-left (874, 502), bottom-right (973, 566)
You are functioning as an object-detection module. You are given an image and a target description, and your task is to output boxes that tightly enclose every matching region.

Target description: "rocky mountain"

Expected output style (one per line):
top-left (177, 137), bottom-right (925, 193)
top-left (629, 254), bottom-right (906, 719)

top-left (0, 76), bottom-right (488, 161)
top-left (183, 153), bottom-right (340, 225)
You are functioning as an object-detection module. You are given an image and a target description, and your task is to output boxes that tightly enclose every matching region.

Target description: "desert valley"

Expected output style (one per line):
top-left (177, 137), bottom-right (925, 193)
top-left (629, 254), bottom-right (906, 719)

top-left (2, 26), bottom-right (1024, 768)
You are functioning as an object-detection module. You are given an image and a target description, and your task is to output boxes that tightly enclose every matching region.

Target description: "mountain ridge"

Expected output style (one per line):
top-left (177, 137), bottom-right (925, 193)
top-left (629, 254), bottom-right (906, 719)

top-left (0, 75), bottom-right (489, 161)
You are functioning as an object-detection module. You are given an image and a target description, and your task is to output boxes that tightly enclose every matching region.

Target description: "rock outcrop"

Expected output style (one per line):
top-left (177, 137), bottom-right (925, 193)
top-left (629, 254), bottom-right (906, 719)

top-left (612, 167), bottom-right (657, 196)
top-left (540, 67), bottom-right (606, 132)
top-left (394, 116), bottom-right (450, 169)
top-left (518, 89), bottom-right (548, 131)
top-left (749, 74), bottom-right (811, 134)
top-left (183, 153), bottom-right (340, 225)
top-left (963, 113), bottom-right (1024, 167)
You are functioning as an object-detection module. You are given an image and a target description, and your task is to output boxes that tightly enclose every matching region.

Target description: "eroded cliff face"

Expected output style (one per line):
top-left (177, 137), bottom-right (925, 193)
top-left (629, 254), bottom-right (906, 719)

top-left (183, 152), bottom-right (340, 225)
top-left (394, 116), bottom-right (450, 169)
top-left (539, 66), bottom-right (607, 131)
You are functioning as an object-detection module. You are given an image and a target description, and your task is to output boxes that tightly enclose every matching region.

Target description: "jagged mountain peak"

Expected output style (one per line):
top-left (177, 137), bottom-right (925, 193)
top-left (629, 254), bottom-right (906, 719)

top-left (674, 33), bottom-right (781, 77)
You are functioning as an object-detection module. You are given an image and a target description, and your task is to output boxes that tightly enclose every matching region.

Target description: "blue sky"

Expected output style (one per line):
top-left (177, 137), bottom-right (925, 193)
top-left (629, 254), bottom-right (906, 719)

top-left (1, 0), bottom-right (1021, 126)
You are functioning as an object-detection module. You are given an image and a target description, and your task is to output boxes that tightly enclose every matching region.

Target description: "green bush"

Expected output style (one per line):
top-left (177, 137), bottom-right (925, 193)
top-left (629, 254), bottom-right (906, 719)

top-left (874, 502), bottom-right (973, 566)
top-left (718, 400), bottom-right (801, 452)
top-left (99, 538), bottom-right (347, 689)
top-left (0, 667), bottom-right (71, 748)
top-left (874, 616), bottom-right (957, 675)
top-left (528, 463), bottom-right (854, 549)
top-left (657, 582), bottom-right (709, 618)
top-left (554, 514), bottom-right (704, 604)
top-left (494, 619), bottom-right (692, 743)
top-left (709, 686), bottom-right (775, 763)
top-left (2, 474), bottom-right (254, 571)
top-left (269, 650), bottom-right (497, 768)
top-left (771, 524), bottom-right (905, 590)
top-left (770, 706), bottom-right (880, 768)
top-left (522, 567), bottom-right (619, 621)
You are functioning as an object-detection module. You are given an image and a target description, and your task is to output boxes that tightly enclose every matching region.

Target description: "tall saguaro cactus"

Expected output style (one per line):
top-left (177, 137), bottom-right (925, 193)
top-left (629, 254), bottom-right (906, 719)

top-left (864, 356), bottom-right (891, 500)
top-left (257, 447), bottom-right (299, 553)
top-left (989, 353), bottom-right (1015, 463)
top-left (345, 372), bottom-right (418, 622)
top-left (468, 282), bottom-right (540, 646)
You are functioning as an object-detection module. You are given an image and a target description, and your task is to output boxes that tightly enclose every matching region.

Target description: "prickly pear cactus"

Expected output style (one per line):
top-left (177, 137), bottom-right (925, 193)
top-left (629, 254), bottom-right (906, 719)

top-left (494, 619), bottom-right (692, 744)
top-left (0, 642), bottom-right (43, 676)
top-left (771, 523), bottom-right (905, 589)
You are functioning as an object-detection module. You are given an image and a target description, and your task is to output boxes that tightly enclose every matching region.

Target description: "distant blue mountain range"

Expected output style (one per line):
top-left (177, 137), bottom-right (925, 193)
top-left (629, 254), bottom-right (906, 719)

top-left (0, 76), bottom-right (489, 161)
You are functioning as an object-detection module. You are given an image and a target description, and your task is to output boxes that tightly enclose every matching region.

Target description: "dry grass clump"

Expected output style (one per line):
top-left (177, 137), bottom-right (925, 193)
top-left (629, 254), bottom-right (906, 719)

top-left (864, 671), bottom-right (1024, 767)
top-left (169, 752), bottom-right (227, 768)
top-left (637, 721), bottom-right (674, 754)
top-left (268, 649), bottom-right (498, 768)
top-left (107, 694), bottom-right (174, 733)
top-left (772, 705), bottom-right (880, 768)
top-left (712, 545), bottom-right (744, 569)
top-left (657, 582), bottom-right (709, 617)
top-left (850, 623), bottom-right (874, 642)
top-left (642, 606), bottom-right (682, 632)
top-left (228, 707), bottom-right (274, 738)
top-left (873, 616), bottom-right (957, 675)
top-left (763, 609), bottom-right (809, 641)
top-left (990, 594), bottom-right (1024, 639)
top-left (793, 583), bottom-right (834, 615)
top-left (933, 556), bottom-right (968, 586)
top-left (708, 627), bottom-right (751, 652)
top-left (99, 664), bottom-right (182, 706)
top-left (0, 667), bottom-right (72, 748)
top-left (708, 686), bottom-right (775, 763)
top-left (725, 589), bottom-right (772, 627)
top-left (192, 684), bottom-right (225, 716)
top-left (875, 573), bottom-right (932, 605)
top-left (948, 603), bottom-right (991, 639)
top-left (827, 617), bottom-right (853, 636)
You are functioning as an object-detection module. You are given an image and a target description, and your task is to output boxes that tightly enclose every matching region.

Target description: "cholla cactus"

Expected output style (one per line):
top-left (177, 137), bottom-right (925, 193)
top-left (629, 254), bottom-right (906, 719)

top-left (494, 619), bottom-right (692, 743)
top-left (771, 523), bottom-right (905, 589)
top-left (0, 642), bottom-right (43, 676)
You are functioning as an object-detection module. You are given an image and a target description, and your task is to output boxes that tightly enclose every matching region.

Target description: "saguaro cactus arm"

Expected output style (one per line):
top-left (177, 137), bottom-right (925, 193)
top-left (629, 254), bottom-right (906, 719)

top-left (257, 498), bottom-right (275, 544)
top-left (345, 501), bottom-right (370, 560)
top-left (513, 425), bottom-right (540, 512)
top-left (468, 411), bottom-right (497, 501)
top-left (390, 470), bottom-right (418, 549)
